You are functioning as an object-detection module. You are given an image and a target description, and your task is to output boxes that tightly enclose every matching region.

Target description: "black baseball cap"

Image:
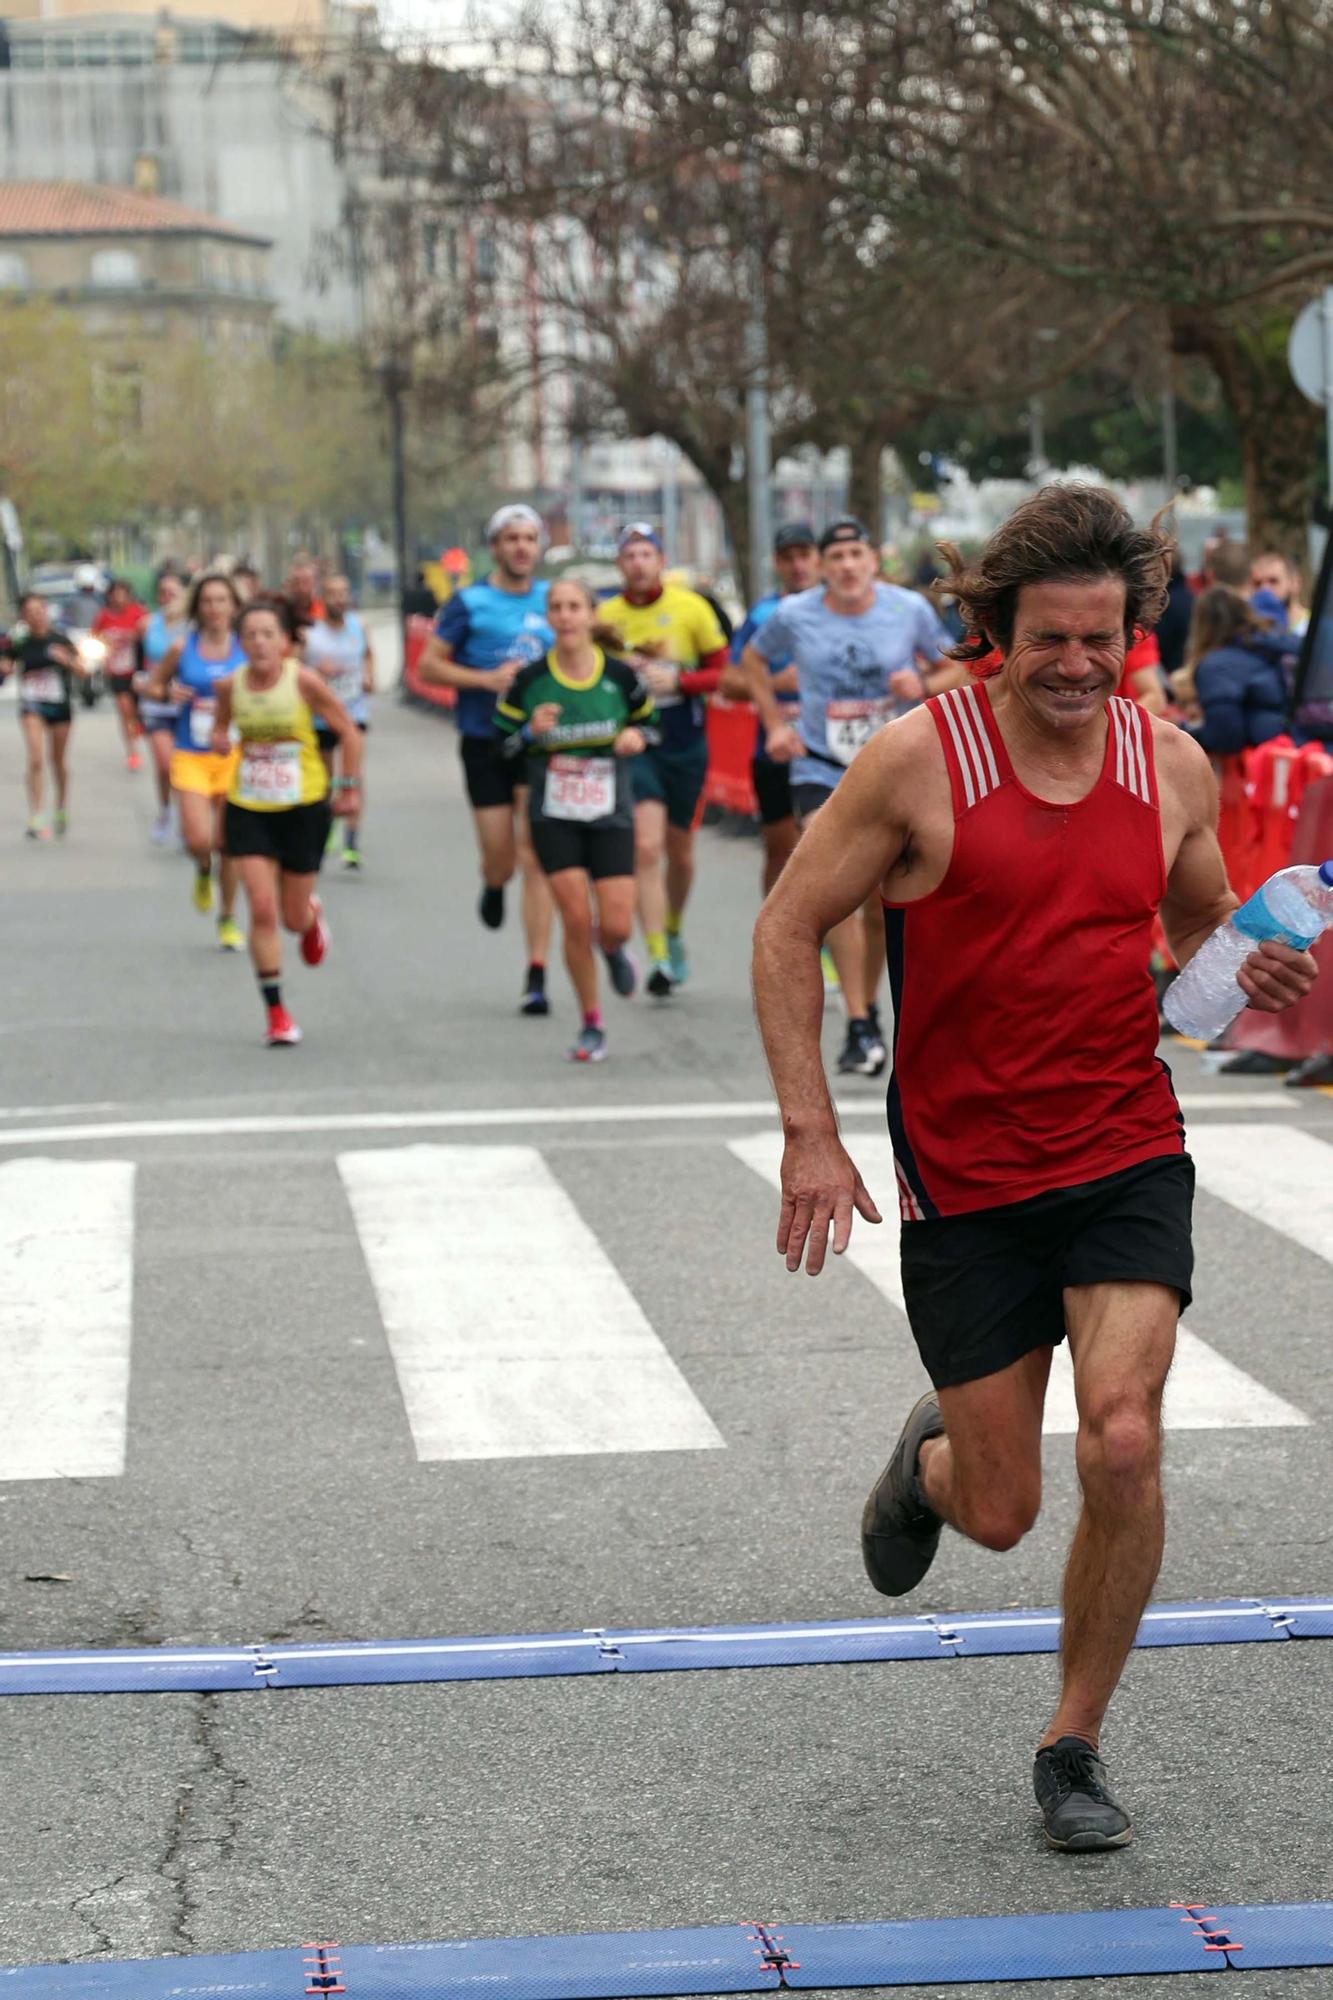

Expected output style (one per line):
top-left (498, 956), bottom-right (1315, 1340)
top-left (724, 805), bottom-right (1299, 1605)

top-left (774, 520), bottom-right (817, 553)
top-left (818, 515), bottom-right (872, 552)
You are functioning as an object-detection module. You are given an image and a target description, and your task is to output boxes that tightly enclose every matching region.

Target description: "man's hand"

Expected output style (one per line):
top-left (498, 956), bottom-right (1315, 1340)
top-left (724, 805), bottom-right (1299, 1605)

top-left (331, 783), bottom-right (362, 820)
top-left (765, 720), bottom-right (803, 764)
top-left (485, 660), bottom-right (520, 694)
top-left (777, 1130), bottom-right (882, 1276)
top-left (643, 661), bottom-right (679, 700)
top-left (889, 667), bottom-right (924, 703)
top-left (1237, 940), bottom-right (1319, 1013)
top-left (614, 727), bottom-right (646, 756)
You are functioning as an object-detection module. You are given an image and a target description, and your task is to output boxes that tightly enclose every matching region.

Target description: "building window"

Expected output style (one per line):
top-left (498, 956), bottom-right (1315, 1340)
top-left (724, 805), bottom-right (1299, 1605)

top-left (90, 248), bottom-right (140, 287)
top-left (0, 252), bottom-right (28, 288)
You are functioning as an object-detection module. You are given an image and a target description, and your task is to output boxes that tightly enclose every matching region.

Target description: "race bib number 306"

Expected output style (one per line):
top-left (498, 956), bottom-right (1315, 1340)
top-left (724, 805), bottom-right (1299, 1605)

top-left (22, 669), bottom-right (63, 705)
top-left (544, 755), bottom-right (616, 822)
top-left (238, 741), bottom-right (302, 807)
top-left (825, 697), bottom-right (893, 767)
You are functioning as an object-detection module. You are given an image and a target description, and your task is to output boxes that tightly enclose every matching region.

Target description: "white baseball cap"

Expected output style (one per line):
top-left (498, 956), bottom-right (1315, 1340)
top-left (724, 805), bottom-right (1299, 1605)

top-left (486, 503), bottom-right (544, 542)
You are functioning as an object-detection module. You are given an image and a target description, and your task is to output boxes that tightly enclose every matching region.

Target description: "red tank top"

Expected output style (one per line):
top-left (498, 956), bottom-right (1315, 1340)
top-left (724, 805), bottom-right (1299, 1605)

top-left (884, 681), bottom-right (1184, 1221)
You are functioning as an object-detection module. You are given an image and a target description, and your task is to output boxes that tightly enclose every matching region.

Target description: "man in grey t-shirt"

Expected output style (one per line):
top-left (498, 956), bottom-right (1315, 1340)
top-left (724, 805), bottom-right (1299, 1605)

top-left (741, 516), bottom-right (960, 1077)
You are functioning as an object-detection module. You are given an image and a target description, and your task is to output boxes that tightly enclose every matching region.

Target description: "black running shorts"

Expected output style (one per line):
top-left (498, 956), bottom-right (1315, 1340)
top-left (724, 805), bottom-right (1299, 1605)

top-left (751, 757), bottom-right (795, 826)
top-left (792, 780), bottom-right (836, 821)
top-left (462, 732), bottom-right (522, 811)
top-left (900, 1154), bottom-right (1195, 1391)
top-left (530, 818), bottom-right (634, 881)
top-left (224, 799), bottom-right (332, 876)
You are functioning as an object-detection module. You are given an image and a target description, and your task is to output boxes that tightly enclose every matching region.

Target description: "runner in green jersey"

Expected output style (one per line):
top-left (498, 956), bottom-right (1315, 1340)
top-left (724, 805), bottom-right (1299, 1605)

top-left (495, 578), bottom-right (657, 1061)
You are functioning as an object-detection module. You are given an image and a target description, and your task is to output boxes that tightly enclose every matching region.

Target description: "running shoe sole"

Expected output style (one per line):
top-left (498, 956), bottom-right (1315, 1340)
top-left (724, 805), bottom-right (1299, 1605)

top-left (860, 1391), bottom-right (946, 1596)
top-left (568, 1041), bottom-right (608, 1063)
top-left (300, 900), bottom-right (330, 967)
top-left (520, 991), bottom-right (551, 1016)
top-left (266, 1028), bottom-right (302, 1047)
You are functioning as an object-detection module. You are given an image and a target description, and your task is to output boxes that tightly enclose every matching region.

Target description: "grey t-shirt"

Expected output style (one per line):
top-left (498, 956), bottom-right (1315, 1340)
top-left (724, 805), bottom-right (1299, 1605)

top-left (754, 582), bottom-right (950, 786)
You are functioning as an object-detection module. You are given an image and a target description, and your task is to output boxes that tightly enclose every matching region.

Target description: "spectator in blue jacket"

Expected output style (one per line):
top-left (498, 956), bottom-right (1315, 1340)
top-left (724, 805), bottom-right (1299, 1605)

top-left (1173, 586), bottom-right (1294, 754)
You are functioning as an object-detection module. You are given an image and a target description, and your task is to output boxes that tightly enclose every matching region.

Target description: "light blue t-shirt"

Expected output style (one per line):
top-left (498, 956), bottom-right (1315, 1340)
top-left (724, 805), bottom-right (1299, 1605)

top-left (753, 583), bottom-right (949, 787)
top-left (305, 613), bottom-right (370, 723)
top-left (435, 579), bottom-right (552, 739)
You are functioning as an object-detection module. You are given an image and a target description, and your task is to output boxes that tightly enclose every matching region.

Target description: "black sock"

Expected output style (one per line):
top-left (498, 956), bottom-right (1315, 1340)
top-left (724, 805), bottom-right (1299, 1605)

top-left (526, 961), bottom-right (546, 991)
top-left (196, 863), bottom-right (211, 882)
top-left (260, 979), bottom-right (281, 1009)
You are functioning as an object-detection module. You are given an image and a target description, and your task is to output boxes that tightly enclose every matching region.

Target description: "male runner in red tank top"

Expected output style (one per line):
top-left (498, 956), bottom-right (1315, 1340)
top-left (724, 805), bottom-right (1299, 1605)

top-left (753, 485), bottom-right (1319, 1852)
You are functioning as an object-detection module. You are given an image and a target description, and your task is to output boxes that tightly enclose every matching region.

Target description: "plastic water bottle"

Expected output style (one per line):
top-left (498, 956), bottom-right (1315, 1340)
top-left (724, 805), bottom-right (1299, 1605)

top-left (1162, 861), bottom-right (1333, 1041)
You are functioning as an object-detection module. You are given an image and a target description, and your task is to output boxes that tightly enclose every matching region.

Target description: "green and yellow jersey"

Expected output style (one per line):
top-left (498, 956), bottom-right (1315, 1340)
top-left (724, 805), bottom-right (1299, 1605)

top-left (494, 648), bottom-right (656, 828)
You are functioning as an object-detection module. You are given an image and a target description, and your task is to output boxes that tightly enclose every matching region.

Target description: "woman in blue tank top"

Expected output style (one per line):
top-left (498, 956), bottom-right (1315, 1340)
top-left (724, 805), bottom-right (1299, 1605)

top-left (134, 569), bottom-right (188, 846)
top-left (145, 569), bottom-right (247, 949)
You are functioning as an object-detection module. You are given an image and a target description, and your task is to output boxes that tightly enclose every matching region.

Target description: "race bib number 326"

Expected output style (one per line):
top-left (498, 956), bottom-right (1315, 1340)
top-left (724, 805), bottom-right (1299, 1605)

top-left (545, 755), bottom-right (616, 822)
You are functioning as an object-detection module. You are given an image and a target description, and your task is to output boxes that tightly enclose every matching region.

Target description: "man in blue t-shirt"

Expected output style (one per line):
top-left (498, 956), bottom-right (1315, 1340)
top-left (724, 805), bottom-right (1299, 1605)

top-left (419, 503), bottom-right (555, 1016)
top-left (740, 515), bottom-right (959, 1078)
top-left (721, 521), bottom-right (821, 896)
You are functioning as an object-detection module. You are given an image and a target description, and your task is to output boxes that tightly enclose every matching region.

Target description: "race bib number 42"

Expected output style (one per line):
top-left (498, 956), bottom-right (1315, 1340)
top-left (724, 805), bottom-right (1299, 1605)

top-left (825, 697), bottom-right (893, 767)
top-left (544, 755), bottom-right (616, 822)
top-left (238, 741), bottom-right (302, 807)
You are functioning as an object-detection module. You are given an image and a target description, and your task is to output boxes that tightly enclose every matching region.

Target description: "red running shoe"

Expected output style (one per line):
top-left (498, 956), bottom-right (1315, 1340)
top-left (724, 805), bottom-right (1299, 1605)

top-left (266, 1003), bottom-right (302, 1047)
top-left (126, 750), bottom-right (142, 773)
top-left (300, 894), bottom-right (330, 967)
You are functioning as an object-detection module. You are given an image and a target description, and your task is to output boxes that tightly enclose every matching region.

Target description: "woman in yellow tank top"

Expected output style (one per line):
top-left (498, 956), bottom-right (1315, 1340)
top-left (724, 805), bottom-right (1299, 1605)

top-left (210, 597), bottom-right (363, 1046)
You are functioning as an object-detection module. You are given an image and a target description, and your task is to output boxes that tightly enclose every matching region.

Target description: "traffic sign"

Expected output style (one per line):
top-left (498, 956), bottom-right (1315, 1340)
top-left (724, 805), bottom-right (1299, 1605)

top-left (1288, 288), bottom-right (1333, 501)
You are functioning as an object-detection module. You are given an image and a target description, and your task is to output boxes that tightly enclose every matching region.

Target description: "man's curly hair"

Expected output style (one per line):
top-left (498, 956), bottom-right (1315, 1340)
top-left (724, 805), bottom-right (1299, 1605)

top-left (937, 482), bottom-right (1176, 669)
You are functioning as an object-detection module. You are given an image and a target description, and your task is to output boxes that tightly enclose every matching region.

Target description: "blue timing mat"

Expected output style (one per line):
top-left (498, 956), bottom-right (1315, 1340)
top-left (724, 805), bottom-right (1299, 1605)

top-left (1, 1597), bottom-right (1326, 1696)
top-left (4, 1903), bottom-right (1332, 1995)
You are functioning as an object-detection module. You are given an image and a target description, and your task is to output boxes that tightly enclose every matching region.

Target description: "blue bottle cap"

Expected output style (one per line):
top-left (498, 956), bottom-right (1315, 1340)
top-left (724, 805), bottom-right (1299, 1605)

top-left (1321, 860), bottom-right (1333, 887)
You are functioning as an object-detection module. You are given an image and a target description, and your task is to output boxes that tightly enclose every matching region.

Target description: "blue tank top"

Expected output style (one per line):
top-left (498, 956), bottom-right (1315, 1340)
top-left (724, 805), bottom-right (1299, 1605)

top-left (173, 630), bottom-right (246, 752)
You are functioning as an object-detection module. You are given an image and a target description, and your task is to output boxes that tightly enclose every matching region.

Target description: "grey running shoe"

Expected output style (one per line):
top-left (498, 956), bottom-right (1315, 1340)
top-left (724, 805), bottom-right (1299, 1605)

top-left (604, 945), bottom-right (638, 998)
top-left (1033, 1738), bottom-right (1132, 1851)
top-left (567, 1024), bottom-right (608, 1064)
top-left (860, 1391), bottom-right (945, 1595)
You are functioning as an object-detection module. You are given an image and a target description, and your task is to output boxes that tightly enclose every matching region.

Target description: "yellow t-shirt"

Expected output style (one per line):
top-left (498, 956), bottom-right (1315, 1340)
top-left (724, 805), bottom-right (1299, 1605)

top-left (596, 583), bottom-right (727, 749)
top-left (227, 659), bottom-right (329, 812)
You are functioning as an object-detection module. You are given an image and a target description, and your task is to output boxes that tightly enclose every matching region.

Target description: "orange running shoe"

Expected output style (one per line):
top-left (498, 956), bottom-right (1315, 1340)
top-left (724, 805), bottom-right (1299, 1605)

top-left (265, 1003), bottom-right (302, 1047)
top-left (300, 894), bottom-right (330, 967)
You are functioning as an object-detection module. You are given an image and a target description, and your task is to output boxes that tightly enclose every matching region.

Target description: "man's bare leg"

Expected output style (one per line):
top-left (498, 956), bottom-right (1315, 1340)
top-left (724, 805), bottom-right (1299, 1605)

top-left (1038, 1281), bottom-right (1175, 1751)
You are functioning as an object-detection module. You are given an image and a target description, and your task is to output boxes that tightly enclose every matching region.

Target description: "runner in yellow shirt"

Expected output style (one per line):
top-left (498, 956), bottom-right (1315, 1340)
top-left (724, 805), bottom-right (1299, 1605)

top-left (596, 525), bottom-right (730, 995)
top-left (210, 596), bottom-right (362, 1047)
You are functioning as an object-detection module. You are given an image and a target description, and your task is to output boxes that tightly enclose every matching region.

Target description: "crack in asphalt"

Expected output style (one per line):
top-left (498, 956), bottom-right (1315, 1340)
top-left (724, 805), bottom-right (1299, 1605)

top-left (68, 1872), bottom-right (126, 1959)
top-left (156, 1693), bottom-right (247, 1950)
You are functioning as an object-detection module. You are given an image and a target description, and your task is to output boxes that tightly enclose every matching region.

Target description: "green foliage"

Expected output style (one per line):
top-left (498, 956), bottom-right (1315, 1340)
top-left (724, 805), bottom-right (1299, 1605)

top-left (0, 302), bottom-right (392, 556)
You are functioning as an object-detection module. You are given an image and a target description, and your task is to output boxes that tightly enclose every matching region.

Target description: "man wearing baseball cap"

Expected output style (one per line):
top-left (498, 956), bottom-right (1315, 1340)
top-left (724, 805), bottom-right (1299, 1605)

top-left (418, 503), bottom-right (555, 1015)
top-left (740, 515), bottom-right (960, 1077)
top-left (597, 523), bottom-right (731, 996)
top-left (721, 521), bottom-right (821, 898)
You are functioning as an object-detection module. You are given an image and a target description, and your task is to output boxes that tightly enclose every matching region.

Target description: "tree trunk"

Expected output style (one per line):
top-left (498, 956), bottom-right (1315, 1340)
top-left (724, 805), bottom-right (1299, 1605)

top-left (1173, 311), bottom-right (1321, 565)
top-left (847, 422), bottom-right (893, 539)
top-left (711, 473), bottom-right (752, 606)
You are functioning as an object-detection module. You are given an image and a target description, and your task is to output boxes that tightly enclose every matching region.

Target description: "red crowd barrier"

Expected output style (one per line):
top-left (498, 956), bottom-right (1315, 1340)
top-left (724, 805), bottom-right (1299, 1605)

top-left (703, 695), bottom-right (759, 815)
top-left (402, 613), bottom-right (456, 710)
top-left (1226, 767), bottom-right (1333, 1062)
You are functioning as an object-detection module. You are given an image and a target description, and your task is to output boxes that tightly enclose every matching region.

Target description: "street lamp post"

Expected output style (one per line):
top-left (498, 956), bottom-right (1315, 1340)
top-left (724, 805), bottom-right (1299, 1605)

top-left (378, 355), bottom-right (411, 687)
top-left (742, 158), bottom-right (773, 601)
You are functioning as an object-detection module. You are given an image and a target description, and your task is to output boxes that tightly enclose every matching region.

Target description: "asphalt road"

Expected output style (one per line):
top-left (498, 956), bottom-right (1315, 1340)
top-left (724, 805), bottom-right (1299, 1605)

top-left (1, 685), bottom-right (1331, 1997)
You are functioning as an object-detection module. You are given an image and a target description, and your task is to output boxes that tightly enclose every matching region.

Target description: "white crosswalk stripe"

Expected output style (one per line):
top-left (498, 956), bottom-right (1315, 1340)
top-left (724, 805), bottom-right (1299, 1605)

top-left (727, 1131), bottom-right (1313, 1433)
top-left (0, 1158), bottom-right (135, 1482)
top-left (1, 1126), bottom-right (1327, 1484)
top-left (338, 1143), bottom-right (723, 1462)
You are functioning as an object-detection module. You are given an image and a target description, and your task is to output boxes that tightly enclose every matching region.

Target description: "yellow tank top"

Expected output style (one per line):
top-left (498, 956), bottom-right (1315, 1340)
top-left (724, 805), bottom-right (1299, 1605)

top-left (227, 658), bottom-right (328, 812)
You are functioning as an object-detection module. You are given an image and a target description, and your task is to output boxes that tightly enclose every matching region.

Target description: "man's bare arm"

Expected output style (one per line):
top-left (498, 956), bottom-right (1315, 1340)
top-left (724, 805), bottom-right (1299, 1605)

top-left (753, 727), bottom-right (916, 1273)
top-left (740, 640), bottom-right (789, 736)
top-left (1158, 728), bottom-right (1317, 1011)
top-left (417, 635), bottom-right (501, 692)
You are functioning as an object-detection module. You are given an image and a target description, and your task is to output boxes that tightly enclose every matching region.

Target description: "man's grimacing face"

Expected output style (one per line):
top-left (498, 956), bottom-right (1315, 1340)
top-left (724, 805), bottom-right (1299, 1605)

top-left (1003, 575), bottom-right (1127, 732)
